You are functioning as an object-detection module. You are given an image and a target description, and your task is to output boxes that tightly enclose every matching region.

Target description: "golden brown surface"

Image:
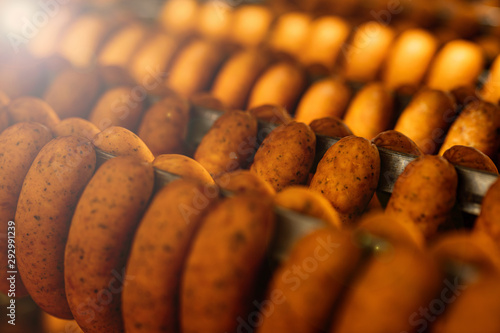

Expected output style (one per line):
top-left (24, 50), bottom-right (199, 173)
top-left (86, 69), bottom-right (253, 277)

top-left (309, 117), bottom-right (353, 138)
top-left (154, 154), bottom-right (215, 185)
top-left (248, 61), bottom-right (307, 111)
top-left (138, 95), bottom-right (190, 156)
top-left (212, 49), bottom-right (270, 109)
top-left (310, 136), bottom-right (380, 224)
top-left (439, 101), bottom-right (500, 158)
top-left (195, 110), bottom-right (258, 177)
top-left (481, 54), bottom-right (500, 104)
top-left (0, 122), bottom-right (53, 224)
top-left (386, 155), bottom-right (458, 239)
top-left (382, 29), bottom-right (438, 90)
top-left (372, 130), bottom-right (423, 156)
top-left (196, 1), bottom-right (232, 41)
top-left (92, 126), bottom-right (155, 163)
top-left (159, 0), bottom-right (199, 36)
top-left (268, 12), bottom-right (312, 57)
top-left (394, 88), bottom-right (456, 154)
top-left (41, 312), bottom-right (84, 333)
top-left (430, 231), bottom-right (500, 273)
top-left (123, 179), bottom-right (219, 333)
top-left (426, 40), bottom-right (484, 91)
top-left (215, 170), bottom-right (276, 197)
top-left (330, 247), bottom-right (442, 333)
top-left (431, 273), bottom-right (500, 333)
top-left (129, 32), bottom-right (177, 87)
top-left (89, 86), bottom-right (145, 132)
top-left (248, 104), bottom-right (292, 125)
top-left (58, 14), bottom-right (109, 68)
top-left (5, 97), bottom-right (60, 130)
top-left (230, 5), bottom-right (273, 47)
top-left (475, 178), bottom-right (500, 246)
top-left (275, 186), bottom-right (341, 228)
top-left (342, 21), bottom-right (395, 82)
top-left (98, 23), bottom-right (148, 68)
top-left (65, 157), bottom-right (154, 333)
top-left (181, 195), bottom-right (275, 333)
top-left (167, 39), bottom-right (225, 97)
top-left (357, 212), bottom-right (425, 250)
top-left (0, 122), bottom-right (53, 297)
top-left (52, 118), bottom-right (101, 141)
top-left (442, 145), bottom-right (498, 174)
top-left (99, 65), bottom-right (136, 88)
top-left (258, 229), bottom-right (363, 333)
top-left (43, 68), bottom-right (103, 119)
top-left (343, 82), bottom-right (394, 140)
top-left (16, 136), bottom-right (96, 319)
top-left (300, 16), bottom-right (350, 70)
top-left (295, 78), bottom-right (352, 124)
top-left (251, 121), bottom-right (316, 192)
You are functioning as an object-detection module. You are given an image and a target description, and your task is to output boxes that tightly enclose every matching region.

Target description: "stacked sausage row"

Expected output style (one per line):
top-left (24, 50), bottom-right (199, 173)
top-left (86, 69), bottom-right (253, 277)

top-left (1, 1), bottom-right (500, 332)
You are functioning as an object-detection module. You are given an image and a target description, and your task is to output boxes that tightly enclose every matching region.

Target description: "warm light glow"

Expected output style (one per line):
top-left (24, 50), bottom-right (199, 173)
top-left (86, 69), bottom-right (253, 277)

top-left (0, 1), bottom-right (37, 35)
